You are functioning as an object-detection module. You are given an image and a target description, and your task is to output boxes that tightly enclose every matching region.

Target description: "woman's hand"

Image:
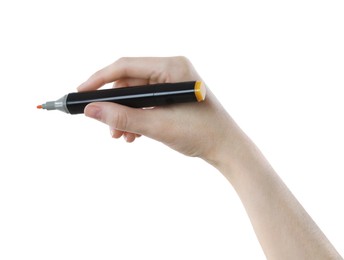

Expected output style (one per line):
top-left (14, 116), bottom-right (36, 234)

top-left (78, 56), bottom-right (342, 259)
top-left (78, 56), bottom-right (233, 162)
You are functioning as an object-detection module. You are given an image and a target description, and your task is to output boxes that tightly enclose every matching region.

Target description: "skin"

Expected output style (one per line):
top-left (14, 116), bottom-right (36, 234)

top-left (78, 56), bottom-right (342, 259)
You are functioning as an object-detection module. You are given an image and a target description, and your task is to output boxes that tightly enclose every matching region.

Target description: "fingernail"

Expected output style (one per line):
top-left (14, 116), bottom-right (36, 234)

top-left (110, 129), bottom-right (115, 138)
top-left (85, 104), bottom-right (102, 120)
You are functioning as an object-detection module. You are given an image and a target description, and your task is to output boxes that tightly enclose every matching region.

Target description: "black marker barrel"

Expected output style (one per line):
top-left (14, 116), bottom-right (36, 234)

top-left (66, 81), bottom-right (205, 114)
top-left (38, 81), bottom-right (206, 114)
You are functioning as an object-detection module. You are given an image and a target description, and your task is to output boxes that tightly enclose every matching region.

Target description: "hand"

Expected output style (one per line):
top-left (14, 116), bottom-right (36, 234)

top-left (78, 57), bottom-right (233, 162)
top-left (78, 57), bottom-right (343, 259)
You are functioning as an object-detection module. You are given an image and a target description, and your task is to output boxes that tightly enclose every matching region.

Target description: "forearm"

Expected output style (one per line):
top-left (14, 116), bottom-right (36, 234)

top-left (208, 116), bottom-right (342, 259)
top-left (79, 56), bottom-right (342, 258)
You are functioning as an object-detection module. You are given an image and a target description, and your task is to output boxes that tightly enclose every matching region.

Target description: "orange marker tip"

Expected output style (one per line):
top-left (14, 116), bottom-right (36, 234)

top-left (37, 105), bottom-right (43, 109)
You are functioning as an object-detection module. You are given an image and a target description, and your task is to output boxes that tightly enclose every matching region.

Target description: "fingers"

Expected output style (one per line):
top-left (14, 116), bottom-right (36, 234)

top-left (84, 102), bottom-right (159, 139)
top-left (113, 78), bottom-right (148, 89)
top-left (110, 128), bottom-right (141, 143)
top-left (123, 132), bottom-right (139, 143)
top-left (86, 77), bottom-right (147, 143)
top-left (77, 57), bottom-right (171, 92)
top-left (79, 57), bottom-right (180, 142)
top-left (79, 56), bottom-right (203, 146)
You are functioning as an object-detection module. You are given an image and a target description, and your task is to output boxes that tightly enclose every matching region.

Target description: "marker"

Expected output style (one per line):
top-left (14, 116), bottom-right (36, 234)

top-left (37, 81), bottom-right (206, 114)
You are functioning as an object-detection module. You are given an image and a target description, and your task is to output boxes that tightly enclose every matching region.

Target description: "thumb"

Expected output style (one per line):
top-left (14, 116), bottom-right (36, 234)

top-left (84, 102), bottom-right (157, 137)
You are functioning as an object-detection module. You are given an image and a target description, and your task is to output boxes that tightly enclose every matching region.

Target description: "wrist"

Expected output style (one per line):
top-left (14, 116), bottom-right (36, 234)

top-left (201, 115), bottom-right (245, 173)
top-left (202, 115), bottom-right (266, 182)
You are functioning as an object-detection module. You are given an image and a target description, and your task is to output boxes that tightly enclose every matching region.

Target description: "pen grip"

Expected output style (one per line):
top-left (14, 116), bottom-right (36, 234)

top-left (66, 81), bottom-right (204, 114)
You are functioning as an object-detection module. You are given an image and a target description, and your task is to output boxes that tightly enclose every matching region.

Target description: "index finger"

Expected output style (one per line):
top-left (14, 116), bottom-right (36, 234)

top-left (77, 57), bottom-right (168, 92)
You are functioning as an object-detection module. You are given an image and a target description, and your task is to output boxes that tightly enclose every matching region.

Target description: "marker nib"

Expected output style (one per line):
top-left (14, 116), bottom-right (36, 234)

top-left (37, 105), bottom-right (43, 109)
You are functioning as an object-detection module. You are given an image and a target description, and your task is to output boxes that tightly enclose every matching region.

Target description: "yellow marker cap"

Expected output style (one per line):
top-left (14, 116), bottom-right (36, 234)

top-left (194, 81), bottom-right (206, 102)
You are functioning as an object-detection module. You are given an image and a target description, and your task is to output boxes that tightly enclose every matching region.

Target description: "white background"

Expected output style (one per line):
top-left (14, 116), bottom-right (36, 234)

top-left (0, 0), bottom-right (343, 259)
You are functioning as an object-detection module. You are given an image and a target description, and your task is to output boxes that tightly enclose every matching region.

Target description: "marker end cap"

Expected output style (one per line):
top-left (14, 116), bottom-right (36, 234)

top-left (194, 81), bottom-right (206, 102)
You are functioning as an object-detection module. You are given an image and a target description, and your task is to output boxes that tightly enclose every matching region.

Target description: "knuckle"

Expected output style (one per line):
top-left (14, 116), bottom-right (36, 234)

top-left (149, 70), bottom-right (170, 84)
top-left (170, 56), bottom-right (195, 80)
top-left (174, 55), bottom-right (190, 65)
top-left (114, 57), bottom-right (130, 77)
top-left (116, 56), bottom-right (128, 65)
top-left (93, 72), bottom-right (106, 86)
top-left (109, 108), bottom-right (129, 131)
top-left (172, 56), bottom-right (191, 69)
